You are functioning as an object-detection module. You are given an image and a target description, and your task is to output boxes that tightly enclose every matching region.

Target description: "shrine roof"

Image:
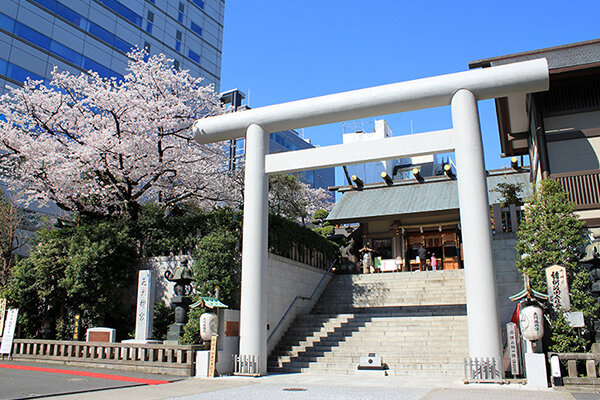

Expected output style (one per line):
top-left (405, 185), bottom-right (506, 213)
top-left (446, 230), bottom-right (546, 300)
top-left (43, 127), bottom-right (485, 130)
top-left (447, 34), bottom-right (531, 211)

top-left (326, 170), bottom-right (531, 224)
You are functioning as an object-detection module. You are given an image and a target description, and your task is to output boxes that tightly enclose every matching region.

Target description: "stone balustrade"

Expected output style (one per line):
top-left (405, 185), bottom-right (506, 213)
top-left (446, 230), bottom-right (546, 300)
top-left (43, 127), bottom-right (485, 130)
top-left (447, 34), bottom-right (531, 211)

top-left (550, 352), bottom-right (600, 387)
top-left (10, 339), bottom-right (207, 376)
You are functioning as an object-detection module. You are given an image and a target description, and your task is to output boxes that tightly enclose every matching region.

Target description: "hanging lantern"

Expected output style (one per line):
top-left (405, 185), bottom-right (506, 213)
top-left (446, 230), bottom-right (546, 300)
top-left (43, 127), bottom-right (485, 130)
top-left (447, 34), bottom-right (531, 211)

top-left (519, 304), bottom-right (544, 341)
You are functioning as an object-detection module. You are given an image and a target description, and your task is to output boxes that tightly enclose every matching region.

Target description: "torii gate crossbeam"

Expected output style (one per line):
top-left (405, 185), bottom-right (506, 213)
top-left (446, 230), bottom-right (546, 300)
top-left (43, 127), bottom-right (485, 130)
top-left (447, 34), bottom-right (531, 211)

top-left (193, 59), bottom-right (549, 376)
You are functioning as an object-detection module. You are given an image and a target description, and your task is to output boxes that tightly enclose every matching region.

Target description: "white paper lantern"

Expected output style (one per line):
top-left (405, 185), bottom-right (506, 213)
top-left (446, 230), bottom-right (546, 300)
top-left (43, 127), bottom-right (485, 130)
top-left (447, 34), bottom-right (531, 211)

top-left (200, 312), bottom-right (218, 341)
top-left (519, 305), bottom-right (544, 341)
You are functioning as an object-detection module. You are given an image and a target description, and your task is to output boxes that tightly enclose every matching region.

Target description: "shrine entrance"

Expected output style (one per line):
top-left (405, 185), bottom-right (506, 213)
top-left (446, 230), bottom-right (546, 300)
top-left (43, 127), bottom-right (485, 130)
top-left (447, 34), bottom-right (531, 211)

top-left (192, 59), bottom-right (549, 375)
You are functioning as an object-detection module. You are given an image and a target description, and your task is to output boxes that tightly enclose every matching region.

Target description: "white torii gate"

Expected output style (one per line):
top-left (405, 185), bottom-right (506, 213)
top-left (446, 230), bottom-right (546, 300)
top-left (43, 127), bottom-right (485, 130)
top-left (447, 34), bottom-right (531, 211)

top-left (193, 59), bottom-right (549, 375)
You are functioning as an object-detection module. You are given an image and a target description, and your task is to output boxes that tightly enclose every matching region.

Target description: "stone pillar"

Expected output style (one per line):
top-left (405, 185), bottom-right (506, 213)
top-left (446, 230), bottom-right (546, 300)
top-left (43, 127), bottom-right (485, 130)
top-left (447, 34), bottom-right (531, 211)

top-left (134, 270), bottom-right (155, 341)
top-left (238, 123), bottom-right (268, 375)
top-left (451, 89), bottom-right (502, 365)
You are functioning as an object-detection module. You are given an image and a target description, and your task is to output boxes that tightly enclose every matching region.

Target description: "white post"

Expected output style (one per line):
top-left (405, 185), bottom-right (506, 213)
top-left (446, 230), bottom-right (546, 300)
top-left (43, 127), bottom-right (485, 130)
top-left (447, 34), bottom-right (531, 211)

top-left (135, 270), bottom-right (154, 341)
top-left (238, 123), bottom-right (268, 375)
top-left (452, 89), bottom-right (502, 365)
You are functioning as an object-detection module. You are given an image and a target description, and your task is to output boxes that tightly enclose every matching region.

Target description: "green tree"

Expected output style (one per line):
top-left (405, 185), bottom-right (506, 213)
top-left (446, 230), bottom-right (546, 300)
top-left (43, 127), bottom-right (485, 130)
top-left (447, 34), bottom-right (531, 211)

top-left (191, 231), bottom-right (241, 309)
top-left (311, 209), bottom-right (334, 238)
top-left (492, 182), bottom-right (525, 207)
top-left (269, 174), bottom-right (308, 223)
top-left (515, 179), bottom-right (598, 351)
top-left (7, 221), bottom-right (138, 339)
top-left (181, 306), bottom-right (205, 345)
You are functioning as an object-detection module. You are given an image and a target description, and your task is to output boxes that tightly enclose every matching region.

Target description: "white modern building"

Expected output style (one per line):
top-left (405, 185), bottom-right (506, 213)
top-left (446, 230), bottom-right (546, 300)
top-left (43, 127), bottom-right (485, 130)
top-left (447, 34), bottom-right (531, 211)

top-left (0, 0), bottom-right (224, 93)
top-left (341, 119), bottom-right (446, 185)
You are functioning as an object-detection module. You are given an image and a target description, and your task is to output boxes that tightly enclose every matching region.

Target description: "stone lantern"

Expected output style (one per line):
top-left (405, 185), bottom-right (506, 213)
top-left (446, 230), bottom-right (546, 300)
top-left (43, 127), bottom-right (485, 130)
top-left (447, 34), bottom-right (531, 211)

top-left (165, 259), bottom-right (194, 343)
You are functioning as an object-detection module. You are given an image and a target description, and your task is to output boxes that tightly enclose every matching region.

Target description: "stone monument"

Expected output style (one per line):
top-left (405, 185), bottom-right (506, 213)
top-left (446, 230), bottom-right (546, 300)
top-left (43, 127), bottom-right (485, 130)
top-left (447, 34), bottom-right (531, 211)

top-left (135, 270), bottom-right (155, 341)
top-left (122, 270), bottom-right (157, 344)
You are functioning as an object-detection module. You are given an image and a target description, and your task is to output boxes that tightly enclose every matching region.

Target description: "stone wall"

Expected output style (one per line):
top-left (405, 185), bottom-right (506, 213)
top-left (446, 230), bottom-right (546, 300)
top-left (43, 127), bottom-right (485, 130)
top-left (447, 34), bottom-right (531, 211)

top-left (141, 253), bottom-right (332, 356)
top-left (266, 254), bottom-right (332, 355)
top-left (140, 255), bottom-right (192, 305)
top-left (492, 233), bottom-right (523, 328)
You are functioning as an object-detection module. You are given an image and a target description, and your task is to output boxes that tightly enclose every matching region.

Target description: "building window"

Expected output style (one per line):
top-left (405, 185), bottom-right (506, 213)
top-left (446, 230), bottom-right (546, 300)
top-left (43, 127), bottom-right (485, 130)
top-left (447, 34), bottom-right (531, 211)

top-left (192, 0), bottom-right (204, 9)
top-left (96, 0), bottom-right (143, 27)
top-left (173, 59), bottom-right (180, 69)
top-left (190, 21), bottom-right (202, 36)
top-left (178, 2), bottom-right (184, 23)
top-left (175, 30), bottom-right (182, 52)
top-left (188, 49), bottom-right (200, 63)
top-left (144, 41), bottom-right (151, 52)
top-left (146, 11), bottom-right (154, 34)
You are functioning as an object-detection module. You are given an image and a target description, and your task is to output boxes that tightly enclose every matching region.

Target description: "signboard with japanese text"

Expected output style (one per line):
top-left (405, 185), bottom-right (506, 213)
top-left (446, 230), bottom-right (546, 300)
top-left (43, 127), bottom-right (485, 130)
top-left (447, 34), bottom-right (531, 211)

top-left (0, 308), bottom-right (18, 355)
top-left (545, 265), bottom-right (571, 312)
top-left (506, 322), bottom-right (520, 376)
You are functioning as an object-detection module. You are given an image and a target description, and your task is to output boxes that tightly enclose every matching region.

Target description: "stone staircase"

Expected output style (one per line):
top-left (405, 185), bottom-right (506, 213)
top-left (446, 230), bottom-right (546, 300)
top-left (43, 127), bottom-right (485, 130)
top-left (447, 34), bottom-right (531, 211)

top-left (268, 269), bottom-right (469, 376)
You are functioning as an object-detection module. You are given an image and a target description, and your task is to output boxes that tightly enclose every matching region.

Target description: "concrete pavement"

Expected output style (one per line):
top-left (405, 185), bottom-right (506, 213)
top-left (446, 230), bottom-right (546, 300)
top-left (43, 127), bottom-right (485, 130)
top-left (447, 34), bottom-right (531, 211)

top-left (46, 373), bottom-right (595, 400)
top-left (2, 360), bottom-right (597, 400)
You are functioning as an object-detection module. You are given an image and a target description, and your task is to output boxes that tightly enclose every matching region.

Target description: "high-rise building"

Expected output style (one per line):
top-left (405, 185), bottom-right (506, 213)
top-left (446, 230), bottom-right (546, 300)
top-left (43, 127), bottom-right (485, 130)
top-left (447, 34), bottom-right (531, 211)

top-left (0, 0), bottom-right (224, 93)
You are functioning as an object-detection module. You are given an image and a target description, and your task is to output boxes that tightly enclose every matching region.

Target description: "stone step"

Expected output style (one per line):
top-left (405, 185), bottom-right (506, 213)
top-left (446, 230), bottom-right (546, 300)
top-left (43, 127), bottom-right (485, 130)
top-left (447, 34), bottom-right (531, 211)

top-left (272, 345), bottom-right (469, 358)
top-left (268, 270), bottom-right (469, 378)
top-left (269, 354), bottom-right (466, 364)
top-left (267, 364), bottom-right (465, 376)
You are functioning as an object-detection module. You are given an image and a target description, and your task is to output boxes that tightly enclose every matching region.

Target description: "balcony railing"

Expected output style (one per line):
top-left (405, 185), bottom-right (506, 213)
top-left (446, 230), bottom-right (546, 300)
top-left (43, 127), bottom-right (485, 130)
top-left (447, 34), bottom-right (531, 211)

top-left (553, 169), bottom-right (600, 210)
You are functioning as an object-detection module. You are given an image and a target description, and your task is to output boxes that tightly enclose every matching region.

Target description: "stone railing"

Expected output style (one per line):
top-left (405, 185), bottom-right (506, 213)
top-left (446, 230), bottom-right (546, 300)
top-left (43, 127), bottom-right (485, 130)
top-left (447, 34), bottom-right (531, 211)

top-left (549, 352), bottom-right (600, 387)
top-left (10, 339), bottom-right (207, 376)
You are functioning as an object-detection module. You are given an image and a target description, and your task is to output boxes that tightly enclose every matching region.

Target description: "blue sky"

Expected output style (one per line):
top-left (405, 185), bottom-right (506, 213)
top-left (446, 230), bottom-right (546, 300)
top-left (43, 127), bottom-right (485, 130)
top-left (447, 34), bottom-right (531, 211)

top-left (219, 0), bottom-right (598, 175)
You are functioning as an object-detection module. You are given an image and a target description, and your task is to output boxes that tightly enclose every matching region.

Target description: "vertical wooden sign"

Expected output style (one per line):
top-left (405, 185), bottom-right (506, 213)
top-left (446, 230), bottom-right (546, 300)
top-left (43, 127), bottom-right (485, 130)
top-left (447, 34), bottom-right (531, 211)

top-left (545, 265), bottom-right (571, 312)
top-left (208, 335), bottom-right (218, 378)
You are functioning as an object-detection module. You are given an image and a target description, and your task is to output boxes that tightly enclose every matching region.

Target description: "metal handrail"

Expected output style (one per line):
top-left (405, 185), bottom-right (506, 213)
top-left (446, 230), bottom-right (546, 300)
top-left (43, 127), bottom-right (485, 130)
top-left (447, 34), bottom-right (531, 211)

top-left (267, 258), bottom-right (338, 344)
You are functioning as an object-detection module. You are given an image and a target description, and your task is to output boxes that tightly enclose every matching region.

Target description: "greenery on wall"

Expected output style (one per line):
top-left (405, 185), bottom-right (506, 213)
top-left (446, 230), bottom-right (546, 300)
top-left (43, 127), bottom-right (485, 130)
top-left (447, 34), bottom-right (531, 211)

top-left (5, 202), bottom-right (338, 341)
top-left (269, 213), bottom-right (338, 262)
top-left (515, 179), bottom-right (598, 352)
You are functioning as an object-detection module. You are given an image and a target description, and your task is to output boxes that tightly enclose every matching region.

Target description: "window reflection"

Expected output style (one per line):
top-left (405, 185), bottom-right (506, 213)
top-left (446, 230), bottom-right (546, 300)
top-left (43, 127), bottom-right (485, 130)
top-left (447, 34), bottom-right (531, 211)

top-left (30, 0), bottom-right (133, 55)
top-left (0, 11), bottom-right (123, 81)
top-left (190, 21), bottom-right (202, 36)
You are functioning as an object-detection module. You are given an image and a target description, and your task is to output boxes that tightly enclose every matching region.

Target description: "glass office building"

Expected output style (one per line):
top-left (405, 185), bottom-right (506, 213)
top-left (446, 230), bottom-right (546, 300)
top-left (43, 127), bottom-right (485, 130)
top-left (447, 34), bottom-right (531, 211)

top-left (0, 0), bottom-right (224, 93)
top-left (232, 131), bottom-right (335, 191)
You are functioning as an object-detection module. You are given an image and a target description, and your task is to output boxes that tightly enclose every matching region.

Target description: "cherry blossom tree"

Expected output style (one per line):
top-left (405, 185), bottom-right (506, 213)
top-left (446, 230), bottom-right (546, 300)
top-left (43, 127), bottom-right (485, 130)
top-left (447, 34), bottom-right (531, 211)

top-left (267, 173), bottom-right (334, 224)
top-left (0, 50), bottom-right (230, 220)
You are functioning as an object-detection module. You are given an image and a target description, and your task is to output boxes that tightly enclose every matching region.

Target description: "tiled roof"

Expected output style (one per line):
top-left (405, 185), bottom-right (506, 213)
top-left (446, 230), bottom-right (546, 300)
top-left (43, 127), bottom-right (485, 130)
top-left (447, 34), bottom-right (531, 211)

top-left (469, 39), bottom-right (600, 70)
top-left (327, 171), bottom-right (531, 223)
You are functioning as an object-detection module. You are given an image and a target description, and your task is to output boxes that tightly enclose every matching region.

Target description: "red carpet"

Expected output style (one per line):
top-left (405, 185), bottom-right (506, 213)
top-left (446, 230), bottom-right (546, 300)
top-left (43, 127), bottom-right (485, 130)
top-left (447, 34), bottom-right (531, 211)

top-left (0, 363), bottom-right (169, 385)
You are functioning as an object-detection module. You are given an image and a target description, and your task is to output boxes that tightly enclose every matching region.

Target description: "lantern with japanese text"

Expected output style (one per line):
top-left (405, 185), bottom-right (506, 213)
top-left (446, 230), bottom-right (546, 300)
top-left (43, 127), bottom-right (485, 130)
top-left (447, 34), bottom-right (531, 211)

top-left (519, 304), bottom-right (544, 341)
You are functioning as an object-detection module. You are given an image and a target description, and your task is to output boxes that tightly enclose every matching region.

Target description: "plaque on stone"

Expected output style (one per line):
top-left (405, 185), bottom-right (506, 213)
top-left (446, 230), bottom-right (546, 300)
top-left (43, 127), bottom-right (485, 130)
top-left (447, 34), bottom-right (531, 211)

top-left (545, 265), bottom-right (571, 312)
top-left (0, 308), bottom-right (18, 355)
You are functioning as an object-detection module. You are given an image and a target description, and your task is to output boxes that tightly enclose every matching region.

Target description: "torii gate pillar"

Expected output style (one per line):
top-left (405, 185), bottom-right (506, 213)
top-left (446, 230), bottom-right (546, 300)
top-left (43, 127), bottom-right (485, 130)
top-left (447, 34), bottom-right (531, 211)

top-left (452, 89), bottom-right (502, 363)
